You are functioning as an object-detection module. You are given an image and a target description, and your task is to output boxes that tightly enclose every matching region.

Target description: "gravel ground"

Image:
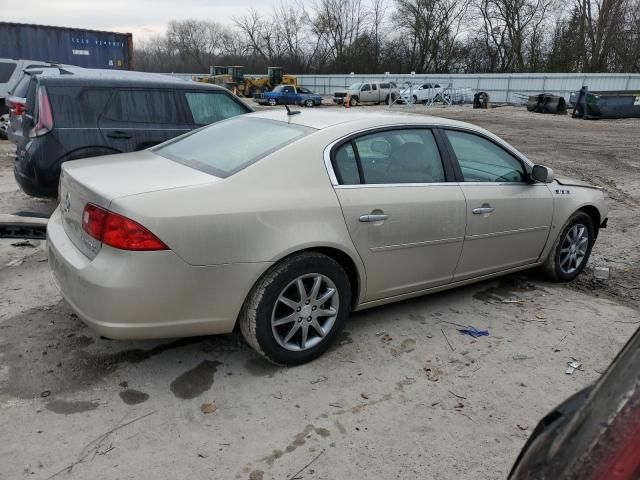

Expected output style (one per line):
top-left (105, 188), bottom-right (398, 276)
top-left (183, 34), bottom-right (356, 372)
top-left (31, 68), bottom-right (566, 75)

top-left (1, 104), bottom-right (639, 480)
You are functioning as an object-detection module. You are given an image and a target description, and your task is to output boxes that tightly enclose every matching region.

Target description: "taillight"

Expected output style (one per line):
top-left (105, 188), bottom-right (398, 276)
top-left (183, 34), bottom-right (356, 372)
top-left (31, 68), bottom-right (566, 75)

top-left (31, 86), bottom-right (54, 137)
top-left (10, 102), bottom-right (25, 117)
top-left (81, 204), bottom-right (168, 251)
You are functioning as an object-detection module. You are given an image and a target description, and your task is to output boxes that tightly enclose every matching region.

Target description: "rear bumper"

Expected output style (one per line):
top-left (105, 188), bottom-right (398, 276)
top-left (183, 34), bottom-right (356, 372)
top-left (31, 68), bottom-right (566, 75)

top-left (47, 207), bottom-right (269, 339)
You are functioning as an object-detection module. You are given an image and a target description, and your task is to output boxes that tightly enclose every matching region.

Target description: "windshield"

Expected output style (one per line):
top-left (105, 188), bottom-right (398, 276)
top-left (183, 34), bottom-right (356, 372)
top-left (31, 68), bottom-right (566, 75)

top-left (349, 83), bottom-right (363, 90)
top-left (153, 116), bottom-right (315, 178)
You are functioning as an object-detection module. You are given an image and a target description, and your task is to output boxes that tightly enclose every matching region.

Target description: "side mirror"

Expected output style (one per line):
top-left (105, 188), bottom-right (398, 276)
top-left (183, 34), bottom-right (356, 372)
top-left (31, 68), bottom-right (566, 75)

top-left (531, 165), bottom-right (554, 183)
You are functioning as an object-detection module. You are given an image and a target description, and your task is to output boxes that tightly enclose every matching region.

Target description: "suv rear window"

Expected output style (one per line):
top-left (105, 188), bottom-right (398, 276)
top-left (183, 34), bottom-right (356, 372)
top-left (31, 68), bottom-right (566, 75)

top-left (184, 91), bottom-right (247, 125)
top-left (154, 116), bottom-right (315, 178)
top-left (105, 89), bottom-right (182, 124)
top-left (0, 62), bottom-right (16, 82)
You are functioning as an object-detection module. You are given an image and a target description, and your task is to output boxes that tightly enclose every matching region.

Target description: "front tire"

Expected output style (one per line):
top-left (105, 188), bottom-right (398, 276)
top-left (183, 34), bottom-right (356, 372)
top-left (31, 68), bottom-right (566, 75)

top-left (268, 98), bottom-right (278, 106)
top-left (304, 99), bottom-right (314, 107)
top-left (349, 96), bottom-right (358, 107)
top-left (541, 211), bottom-right (595, 282)
top-left (239, 252), bottom-right (351, 366)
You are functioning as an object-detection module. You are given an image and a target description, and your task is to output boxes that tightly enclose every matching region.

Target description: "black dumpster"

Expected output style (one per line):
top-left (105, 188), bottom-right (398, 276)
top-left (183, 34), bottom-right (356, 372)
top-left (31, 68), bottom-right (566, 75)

top-left (571, 87), bottom-right (640, 119)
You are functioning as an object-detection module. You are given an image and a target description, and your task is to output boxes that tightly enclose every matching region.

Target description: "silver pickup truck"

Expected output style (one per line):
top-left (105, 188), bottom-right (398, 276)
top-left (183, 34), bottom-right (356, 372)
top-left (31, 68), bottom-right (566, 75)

top-left (333, 81), bottom-right (399, 106)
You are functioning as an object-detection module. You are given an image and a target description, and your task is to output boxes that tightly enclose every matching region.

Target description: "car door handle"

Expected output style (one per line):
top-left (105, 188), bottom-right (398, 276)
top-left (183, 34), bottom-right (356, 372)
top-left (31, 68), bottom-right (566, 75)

top-left (472, 206), bottom-right (495, 215)
top-left (359, 214), bottom-right (389, 222)
top-left (107, 131), bottom-right (132, 139)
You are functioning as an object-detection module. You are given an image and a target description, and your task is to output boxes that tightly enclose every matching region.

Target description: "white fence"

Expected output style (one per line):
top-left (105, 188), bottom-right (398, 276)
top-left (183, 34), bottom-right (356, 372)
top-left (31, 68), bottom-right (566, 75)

top-left (165, 72), bottom-right (640, 104)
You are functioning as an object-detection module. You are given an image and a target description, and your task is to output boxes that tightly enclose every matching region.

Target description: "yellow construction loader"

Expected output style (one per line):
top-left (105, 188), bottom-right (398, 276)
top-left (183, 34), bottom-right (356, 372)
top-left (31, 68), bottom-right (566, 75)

top-left (193, 66), bottom-right (298, 97)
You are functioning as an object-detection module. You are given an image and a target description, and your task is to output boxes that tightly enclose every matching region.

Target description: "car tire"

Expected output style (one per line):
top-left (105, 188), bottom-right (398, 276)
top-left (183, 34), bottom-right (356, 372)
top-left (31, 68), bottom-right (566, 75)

top-left (385, 95), bottom-right (391, 105)
top-left (268, 98), bottom-right (278, 106)
top-left (412, 95), bottom-right (418, 104)
top-left (239, 252), bottom-right (352, 366)
top-left (541, 211), bottom-right (595, 282)
top-left (349, 97), bottom-right (358, 107)
top-left (304, 99), bottom-right (314, 107)
top-left (0, 110), bottom-right (9, 140)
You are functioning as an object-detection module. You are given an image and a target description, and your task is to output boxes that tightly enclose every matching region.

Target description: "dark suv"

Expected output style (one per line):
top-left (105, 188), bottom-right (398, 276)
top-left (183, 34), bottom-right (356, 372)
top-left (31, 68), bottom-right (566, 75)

top-left (14, 69), bottom-right (251, 197)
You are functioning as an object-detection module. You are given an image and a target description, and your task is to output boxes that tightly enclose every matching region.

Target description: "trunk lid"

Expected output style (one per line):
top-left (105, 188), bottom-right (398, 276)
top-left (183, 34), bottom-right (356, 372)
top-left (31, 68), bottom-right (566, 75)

top-left (59, 150), bottom-right (218, 259)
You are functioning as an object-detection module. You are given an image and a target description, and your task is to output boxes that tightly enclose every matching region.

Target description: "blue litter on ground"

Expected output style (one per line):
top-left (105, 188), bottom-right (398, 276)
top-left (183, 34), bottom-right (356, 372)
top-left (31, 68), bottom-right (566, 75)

top-left (458, 327), bottom-right (490, 338)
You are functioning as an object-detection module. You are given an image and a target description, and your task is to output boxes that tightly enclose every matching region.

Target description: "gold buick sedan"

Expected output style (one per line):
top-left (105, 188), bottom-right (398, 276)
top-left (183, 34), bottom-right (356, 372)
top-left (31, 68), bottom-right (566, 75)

top-left (47, 110), bottom-right (608, 365)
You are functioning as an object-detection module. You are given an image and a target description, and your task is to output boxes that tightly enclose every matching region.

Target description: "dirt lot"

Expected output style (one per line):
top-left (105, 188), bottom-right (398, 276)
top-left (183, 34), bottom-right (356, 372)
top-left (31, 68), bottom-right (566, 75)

top-left (1, 105), bottom-right (639, 480)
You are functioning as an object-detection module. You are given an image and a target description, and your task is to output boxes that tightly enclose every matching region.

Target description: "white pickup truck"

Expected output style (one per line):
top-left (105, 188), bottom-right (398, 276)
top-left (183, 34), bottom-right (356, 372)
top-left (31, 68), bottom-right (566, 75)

top-left (333, 81), bottom-right (399, 106)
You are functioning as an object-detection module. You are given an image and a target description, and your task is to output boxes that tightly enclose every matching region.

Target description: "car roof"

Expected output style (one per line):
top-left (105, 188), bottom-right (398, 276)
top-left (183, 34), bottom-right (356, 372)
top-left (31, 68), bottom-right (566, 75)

top-left (37, 69), bottom-right (226, 91)
top-left (248, 108), bottom-right (479, 131)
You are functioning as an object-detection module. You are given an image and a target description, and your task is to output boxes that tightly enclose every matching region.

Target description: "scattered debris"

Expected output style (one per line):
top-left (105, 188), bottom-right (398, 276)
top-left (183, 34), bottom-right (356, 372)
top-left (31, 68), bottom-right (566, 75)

top-left (593, 266), bottom-right (610, 282)
top-left (286, 448), bottom-right (325, 480)
top-left (517, 424), bottom-right (529, 431)
top-left (200, 402), bottom-right (217, 414)
top-left (501, 298), bottom-right (521, 304)
top-left (441, 329), bottom-right (455, 351)
top-left (311, 376), bottom-right (328, 385)
top-left (375, 331), bottom-right (386, 336)
top-left (6, 258), bottom-right (24, 267)
top-left (458, 327), bottom-right (489, 338)
top-left (535, 313), bottom-right (547, 320)
top-left (381, 334), bottom-right (393, 344)
top-left (329, 402), bottom-right (343, 408)
top-left (41, 390), bottom-right (51, 398)
top-left (11, 240), bottom-right (38, 248)
top-left (566, 360), bottom-right (583, 375)
top-left (448, 390), bottom-right (467, 400)
top-left (423, 367), bottom-right (441, 382)
top-left (512, 354), bottom-right (533, 361)
top-left (198, 453), bottom-right (208, 458)
top-left (360, 392), bottom-right (369, 400)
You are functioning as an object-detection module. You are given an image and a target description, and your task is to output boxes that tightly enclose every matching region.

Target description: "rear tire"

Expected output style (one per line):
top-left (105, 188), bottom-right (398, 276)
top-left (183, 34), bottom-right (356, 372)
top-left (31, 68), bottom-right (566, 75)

top-left (0, 109), bottom-right (9, 140)
top-left (541, 211), bottom-right (595, 282)
top-left (239, 252), bottom-right (351, 366)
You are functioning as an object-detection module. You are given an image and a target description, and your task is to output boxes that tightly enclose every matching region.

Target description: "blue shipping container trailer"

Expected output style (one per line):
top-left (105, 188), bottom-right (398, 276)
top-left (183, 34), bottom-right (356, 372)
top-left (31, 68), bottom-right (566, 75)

top-left (0, 22), bottom-right (133, 69)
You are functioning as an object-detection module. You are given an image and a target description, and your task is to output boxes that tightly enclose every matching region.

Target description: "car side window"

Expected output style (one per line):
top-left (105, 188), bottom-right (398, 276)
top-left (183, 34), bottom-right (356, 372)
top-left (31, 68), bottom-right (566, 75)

top-left (361, 84), bottom-right (370, 91)
top-left (372, 84), bottom-right (377, 90)
top-left (104, 89), bottom-right (182, 124)
top-left (445, 130), bottom-right (526, 183)
top-left (185, 92), bottom-right (247, 125)
top-left (333, 129), bottom-right (446, 185)
top-left (332, 142), bottom-right (361, 185)
top-left (48, 86), bottom-right (113, 127)
top-left (298, 87), bottom-right (311, 94)
top-left (283, 86), bottom-right (293, 93)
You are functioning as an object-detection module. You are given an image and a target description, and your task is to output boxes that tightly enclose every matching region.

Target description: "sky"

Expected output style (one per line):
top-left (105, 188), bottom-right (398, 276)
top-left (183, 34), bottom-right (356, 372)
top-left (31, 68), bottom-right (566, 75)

top-left (4, 0), bottom-right (294, 42)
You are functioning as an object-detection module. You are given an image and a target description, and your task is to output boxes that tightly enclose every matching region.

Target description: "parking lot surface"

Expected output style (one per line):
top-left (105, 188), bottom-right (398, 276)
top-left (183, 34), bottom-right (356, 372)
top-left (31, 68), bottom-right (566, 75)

top-left (1, 105), bottom-right (639, 480)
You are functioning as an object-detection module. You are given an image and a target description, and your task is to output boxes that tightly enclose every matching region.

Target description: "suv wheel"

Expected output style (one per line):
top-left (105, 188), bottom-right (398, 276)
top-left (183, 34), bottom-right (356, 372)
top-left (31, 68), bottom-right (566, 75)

top-left (304, 99), bottom-right (314, 107)
top-left (0, 112), bottom-right (9, 140)
top-left (268, 98), bottom-right (278, 106)
top-left (349, 97), bottom-right (358, 107)
top-left (239, 252), bottom-right (351, 366)
top-left (542, 211), bottom-right (595, 282)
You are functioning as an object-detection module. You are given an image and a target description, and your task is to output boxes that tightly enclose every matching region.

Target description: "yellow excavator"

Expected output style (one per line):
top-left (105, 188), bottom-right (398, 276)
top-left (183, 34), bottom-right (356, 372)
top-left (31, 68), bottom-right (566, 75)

top-left (193, 66), bottom-right (298, 97)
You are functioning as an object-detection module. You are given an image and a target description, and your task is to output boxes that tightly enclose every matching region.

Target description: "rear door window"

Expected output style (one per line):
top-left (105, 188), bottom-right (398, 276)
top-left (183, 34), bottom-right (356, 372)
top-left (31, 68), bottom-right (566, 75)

top-left (184, 91), bottom-right (247, 125)
top-left (104, 89), bottom-right (183, 124)
top-left (10, 74), bottom-right (33, 97)
top-left (48, 86), bottom-right (113, 127)
top-left (154, 116), bottom-right (314, 178)
top-left (0, 62), bottom-right (16, 82)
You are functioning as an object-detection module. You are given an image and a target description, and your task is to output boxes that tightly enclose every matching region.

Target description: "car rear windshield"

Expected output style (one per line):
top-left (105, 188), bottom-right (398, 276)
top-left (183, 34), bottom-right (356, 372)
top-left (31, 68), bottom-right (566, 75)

top-left (10, 74), bottom-right (33, 97)
top-left (153, 116), bottom-right (315, 178)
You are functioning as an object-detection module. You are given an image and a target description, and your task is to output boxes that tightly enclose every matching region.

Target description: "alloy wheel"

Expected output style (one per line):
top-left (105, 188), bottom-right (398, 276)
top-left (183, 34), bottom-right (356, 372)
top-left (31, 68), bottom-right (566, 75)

top-left (271, 273), bottom-right (339, 351)
top-left (559, 223), bottom-right (589, 274)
